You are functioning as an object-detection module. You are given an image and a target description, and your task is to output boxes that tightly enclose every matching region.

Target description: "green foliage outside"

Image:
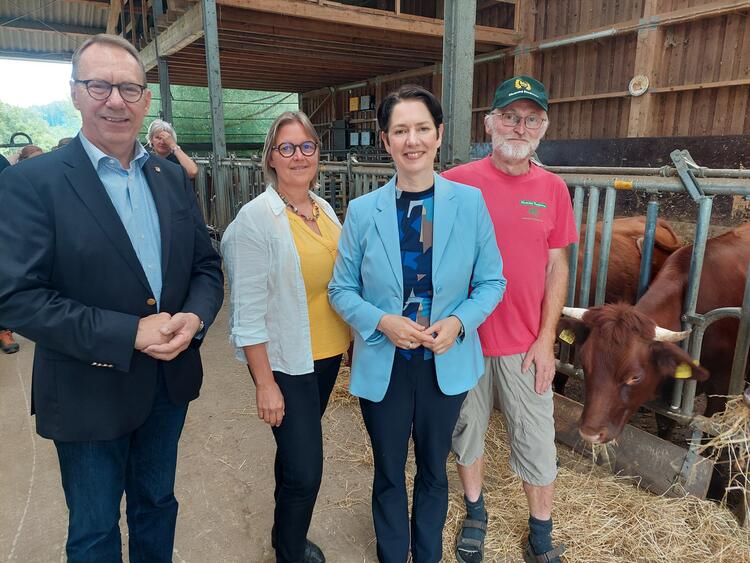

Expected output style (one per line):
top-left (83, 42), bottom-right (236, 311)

top-left (0, 100), bottom-right (81, 155)
top-left (145, 84), bottom-right (298, 156)
top-left (1, 84), bottom-right (297, 158)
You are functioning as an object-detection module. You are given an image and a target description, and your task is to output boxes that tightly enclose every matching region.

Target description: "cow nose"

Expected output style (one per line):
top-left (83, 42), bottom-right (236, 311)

top-left (578, 427), bottom-right (608, 444)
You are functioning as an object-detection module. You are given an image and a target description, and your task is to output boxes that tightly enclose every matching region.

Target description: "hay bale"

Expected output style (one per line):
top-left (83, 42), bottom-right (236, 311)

top-left (699, 395), bottom-right (750, 504)
top-left (326, 368), bottom-right (750, 562)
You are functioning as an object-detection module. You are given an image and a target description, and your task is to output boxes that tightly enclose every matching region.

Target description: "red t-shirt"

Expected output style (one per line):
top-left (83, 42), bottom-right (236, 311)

top-left (442, 157), bottom-right (577, 356)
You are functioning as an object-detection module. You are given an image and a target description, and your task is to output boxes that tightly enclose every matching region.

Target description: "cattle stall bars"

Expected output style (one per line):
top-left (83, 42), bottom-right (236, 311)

top-left (194, 153), bottom-right (750, 493)
top-left (552, 152), bottom-right (750, 501)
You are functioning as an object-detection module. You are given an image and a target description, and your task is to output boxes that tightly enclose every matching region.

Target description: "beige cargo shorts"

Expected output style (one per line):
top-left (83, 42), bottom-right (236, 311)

top-left (451, 353), bottom-right (557, 486)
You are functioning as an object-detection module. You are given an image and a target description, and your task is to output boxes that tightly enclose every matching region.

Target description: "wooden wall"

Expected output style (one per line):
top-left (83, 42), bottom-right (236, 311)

top-left (301, 0), bottom-right (750, 145)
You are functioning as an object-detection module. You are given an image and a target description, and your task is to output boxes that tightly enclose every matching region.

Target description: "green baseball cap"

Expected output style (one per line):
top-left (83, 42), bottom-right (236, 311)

top-left (492, 75), bottom-right (549, 111)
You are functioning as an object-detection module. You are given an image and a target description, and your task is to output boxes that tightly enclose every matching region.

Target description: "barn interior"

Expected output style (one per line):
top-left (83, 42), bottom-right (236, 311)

top-left (1, 0), bottom-right (750, 559)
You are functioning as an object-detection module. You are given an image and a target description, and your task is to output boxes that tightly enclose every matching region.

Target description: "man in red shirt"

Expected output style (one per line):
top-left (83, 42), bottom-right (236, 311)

top-left (443, 76), bottom-right (577, 563)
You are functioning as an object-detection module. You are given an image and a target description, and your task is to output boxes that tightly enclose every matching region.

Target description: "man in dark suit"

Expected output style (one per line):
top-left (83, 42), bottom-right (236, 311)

top-left (0, 34), bottom-right (223, 562)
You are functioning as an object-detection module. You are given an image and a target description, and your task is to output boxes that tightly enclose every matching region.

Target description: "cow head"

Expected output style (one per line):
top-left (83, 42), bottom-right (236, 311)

top-left (557, 304), bottom-right (709, 444)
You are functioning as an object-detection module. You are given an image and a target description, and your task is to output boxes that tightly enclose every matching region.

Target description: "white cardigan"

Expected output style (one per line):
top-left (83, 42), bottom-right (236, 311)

top-left (221, 186), bottom-right (342, 375)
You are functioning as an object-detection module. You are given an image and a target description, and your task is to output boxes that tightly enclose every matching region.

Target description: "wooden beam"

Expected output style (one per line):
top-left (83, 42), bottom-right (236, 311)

top-left (513, 0), bottom-right (536, 75)
top-left (0, 18), bottom-right (104, 36)
top-left (140, 2), bottom-right (204, 71)
top-left (650, 77), bottom-right (750, 93)
top-left (478, 0), bottom-right (516, 9)
top-left (627, 0), bottom-right (662, 137)
top-left (107, 0), bottom-right (122, 34)
top-left (217, 0), bottom-right (521, 46)
top-left (60, 0), bottom-right (110, 7)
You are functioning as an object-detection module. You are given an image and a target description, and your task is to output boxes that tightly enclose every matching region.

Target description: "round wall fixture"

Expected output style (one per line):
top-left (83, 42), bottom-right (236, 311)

top-left (628, 75), bottom-right (650, 97)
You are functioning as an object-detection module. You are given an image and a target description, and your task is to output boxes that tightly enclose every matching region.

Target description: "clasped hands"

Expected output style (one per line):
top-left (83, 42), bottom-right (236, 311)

top-left (377, 314), bottom-right (462, 355)
top-left (134, 312), bottom-right (202, 361)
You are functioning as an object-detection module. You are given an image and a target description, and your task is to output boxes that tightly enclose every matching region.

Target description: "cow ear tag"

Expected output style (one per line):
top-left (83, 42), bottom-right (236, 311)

top-left (559, 329), bottom-right (575, 344)
top-left (674, 362), bottom-right (692, 379)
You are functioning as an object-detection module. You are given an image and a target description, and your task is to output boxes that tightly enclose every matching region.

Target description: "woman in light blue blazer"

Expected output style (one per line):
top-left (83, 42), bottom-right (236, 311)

top-left (329, 85), bottom-right (506, 563)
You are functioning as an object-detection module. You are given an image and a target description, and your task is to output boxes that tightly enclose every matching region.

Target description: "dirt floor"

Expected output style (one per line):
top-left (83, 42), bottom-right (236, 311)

top-left (1, 292), bottom-right (747, 562)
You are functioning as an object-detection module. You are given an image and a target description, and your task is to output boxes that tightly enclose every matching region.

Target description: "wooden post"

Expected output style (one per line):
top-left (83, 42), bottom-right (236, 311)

top-left (440, 0), bottom-right (477, 167)
top-left (513, 0), bottom-right (537, 76)
top-left (627, 0), bottom-right (663, 137)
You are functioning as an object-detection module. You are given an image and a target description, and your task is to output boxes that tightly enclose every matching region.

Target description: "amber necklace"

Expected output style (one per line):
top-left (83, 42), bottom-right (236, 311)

top-left (278, 190), bottom-right (320, 222)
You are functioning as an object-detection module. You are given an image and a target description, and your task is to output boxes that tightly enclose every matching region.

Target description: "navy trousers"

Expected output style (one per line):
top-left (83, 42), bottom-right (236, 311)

top-left (54, 368), bottom-right (188, 563)
top-left (360, 354), bottom-right (467, 563)
top-left (271, 354), bottom-right (342, 563)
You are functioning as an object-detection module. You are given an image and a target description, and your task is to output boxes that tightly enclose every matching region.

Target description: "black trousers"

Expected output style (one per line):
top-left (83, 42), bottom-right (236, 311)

top-left (271, 354), bottom-right (342, 563)
top-left (360, 354), bottom-right (467, 563)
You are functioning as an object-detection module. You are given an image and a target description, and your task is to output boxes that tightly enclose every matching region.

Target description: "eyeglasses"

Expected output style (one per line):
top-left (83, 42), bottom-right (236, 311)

top-left (272, 141), bottom-right (318, 158)
top-left (491, 111), bottom-right (547, 130)
top-left (73, 79), bottom-right (146, 103)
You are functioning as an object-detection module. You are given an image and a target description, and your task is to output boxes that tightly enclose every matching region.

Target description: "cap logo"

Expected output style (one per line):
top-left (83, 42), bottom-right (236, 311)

top-left (515, 79), bottom-right (532, 91)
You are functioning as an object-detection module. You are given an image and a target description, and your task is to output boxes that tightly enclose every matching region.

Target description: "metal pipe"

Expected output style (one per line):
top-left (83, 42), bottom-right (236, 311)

top-left (729, 264), bottom-right (750, 396)
top-left (675, 196), bottom-right (713, 415)
top-left (579, 188), bottom-right (600, 307)
top-left (566, 187), bottom-right (585, 307)
top-left (546, 165), bottom-right (750, 179)
top-left (637, 198), bottom-right (660, 299)
top-left (554, 174), bottom-right (750, 195)
top-left (594, 188), bottom-right (617, 306)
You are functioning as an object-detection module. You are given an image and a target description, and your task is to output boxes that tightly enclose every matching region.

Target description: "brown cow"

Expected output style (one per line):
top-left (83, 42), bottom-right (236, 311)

top-left (557, 223), bottom-right (750, 444)
top-left (554, 216), bottom-right (682, 394)
top-left (574, 216), bottom-right (682, 305)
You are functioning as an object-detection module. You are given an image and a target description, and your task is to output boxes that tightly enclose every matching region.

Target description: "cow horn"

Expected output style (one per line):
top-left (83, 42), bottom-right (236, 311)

top-left (653, 326), bottom-right (691, 342)
top-left (562, 307), bottom-right (588, 319)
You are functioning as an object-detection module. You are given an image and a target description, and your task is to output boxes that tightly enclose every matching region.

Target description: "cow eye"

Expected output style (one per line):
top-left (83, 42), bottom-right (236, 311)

top-left (625, 373), bottom-right (643, 386)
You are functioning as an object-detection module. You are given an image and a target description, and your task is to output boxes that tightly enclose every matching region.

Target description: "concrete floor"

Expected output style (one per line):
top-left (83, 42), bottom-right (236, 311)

top-left (0, 299), bottom-right (378, 562)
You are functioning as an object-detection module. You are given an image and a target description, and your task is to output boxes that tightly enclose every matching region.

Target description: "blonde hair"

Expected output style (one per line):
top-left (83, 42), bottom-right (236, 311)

top-left (147, 119), bottom-right (177, 144)
top-left (261, 111), bottom-right (320, 189)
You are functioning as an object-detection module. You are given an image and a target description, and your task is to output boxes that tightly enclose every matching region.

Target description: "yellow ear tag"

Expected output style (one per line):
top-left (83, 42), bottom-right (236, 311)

top-left (675, 362), bottom-right (692, 379)
top-left (559, 329), bottom-right (575, 344)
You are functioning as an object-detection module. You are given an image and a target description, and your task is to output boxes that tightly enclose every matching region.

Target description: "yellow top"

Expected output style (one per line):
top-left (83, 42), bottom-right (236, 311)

top-left (286, 208), bottom-right (350, 360)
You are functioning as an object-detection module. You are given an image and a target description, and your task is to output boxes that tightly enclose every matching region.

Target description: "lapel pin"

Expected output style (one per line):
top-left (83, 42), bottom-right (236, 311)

top-left (154, 166), bottom-right (161, 173)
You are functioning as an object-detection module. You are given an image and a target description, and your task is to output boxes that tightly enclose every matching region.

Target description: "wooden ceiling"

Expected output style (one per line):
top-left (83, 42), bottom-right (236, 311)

top-left (133, 0), bottom-right (520, 93)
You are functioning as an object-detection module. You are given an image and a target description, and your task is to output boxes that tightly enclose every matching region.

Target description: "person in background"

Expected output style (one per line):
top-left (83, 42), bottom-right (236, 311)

top-left (0, 145), bottom-right (43, 354)
top-left (222, 111), bottom-right (349, 563)
top-left (329, 84), bottom-right (505, 563)
top-left (56, 137), bottom-right (73, 149)
top-left (0, 33), bottom-right (223, 561)
top-left (445, 76), bottom-right (577, 563)
top-left (17, 145), bottom-right (43, 162)
top-left (0, 153), bottom-right (14, 353)
top-left (147, 119), bottom-right (198, 180)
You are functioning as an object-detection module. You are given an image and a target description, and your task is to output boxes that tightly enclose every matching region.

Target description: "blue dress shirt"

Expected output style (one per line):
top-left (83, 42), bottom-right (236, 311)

top-left (79, 132), bottom-right (163, 308)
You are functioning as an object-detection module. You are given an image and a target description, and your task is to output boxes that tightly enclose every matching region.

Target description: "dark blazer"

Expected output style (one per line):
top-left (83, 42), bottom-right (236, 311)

top-left (0, 136), bottom-right (224, 441)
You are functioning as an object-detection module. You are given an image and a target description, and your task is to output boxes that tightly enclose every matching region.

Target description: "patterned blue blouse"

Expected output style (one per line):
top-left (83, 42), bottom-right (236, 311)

top-left (395, 186), bottom-right (434, 360)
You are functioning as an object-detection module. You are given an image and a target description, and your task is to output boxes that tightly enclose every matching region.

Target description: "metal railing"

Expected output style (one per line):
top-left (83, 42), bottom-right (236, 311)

top-left (195, 152), bottom-right (750, 431)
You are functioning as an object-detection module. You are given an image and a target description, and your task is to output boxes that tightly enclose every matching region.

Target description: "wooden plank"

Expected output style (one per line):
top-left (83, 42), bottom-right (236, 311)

top-left (626, 0), bottom-right (662, 137)
top-left (107, 0), bottom-right (122, 35)
top-left (651, 77), bottom-right (750, 93)
top-left (140, 2), bottom-right (204, 71)
top-left (217, 0), bottom-right (521, 46)
top-left (553, 393), bottom-right (714, 499)
top-left (513, 0), bottom-right (536, 74)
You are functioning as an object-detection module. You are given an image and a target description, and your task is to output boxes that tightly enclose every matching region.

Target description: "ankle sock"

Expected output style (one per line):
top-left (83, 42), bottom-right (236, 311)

top-left (528, 515), bottom-right (554, 556)
top-left (462, 493), bottom-right (487, 540)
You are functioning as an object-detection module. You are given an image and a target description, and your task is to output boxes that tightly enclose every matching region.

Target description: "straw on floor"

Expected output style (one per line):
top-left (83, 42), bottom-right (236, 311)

top-left (325, 369), bottom-right (750, 562)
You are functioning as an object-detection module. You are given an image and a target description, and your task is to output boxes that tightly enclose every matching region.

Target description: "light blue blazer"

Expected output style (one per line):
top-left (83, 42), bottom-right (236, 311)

top-left (329, 173), bottom-right (506, 402)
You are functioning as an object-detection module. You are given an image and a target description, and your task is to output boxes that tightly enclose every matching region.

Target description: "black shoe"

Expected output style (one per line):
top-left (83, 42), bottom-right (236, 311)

top-left (303, 540), bottom-right (325, 563)
top-left (271, 527), bottom-right (325, 563)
